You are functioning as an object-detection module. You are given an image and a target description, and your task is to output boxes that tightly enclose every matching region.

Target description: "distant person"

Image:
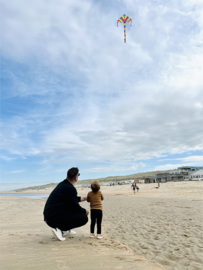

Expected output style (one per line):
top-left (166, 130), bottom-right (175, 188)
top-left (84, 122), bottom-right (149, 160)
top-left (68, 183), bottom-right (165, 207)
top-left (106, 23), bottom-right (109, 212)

top-left (131, 183), bottom-right (136, 194)
top-left (43, 167), bottom-right (89, 241)
top-left (87, 180), bottom-right (104, 239)
top-left (136, 185), bottom-right (139, 192)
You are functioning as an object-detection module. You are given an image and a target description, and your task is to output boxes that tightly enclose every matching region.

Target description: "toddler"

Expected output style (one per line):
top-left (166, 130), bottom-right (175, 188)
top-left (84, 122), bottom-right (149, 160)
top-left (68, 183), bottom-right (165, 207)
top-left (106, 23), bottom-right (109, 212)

top-left (87, 180), bottom-right (104, 239)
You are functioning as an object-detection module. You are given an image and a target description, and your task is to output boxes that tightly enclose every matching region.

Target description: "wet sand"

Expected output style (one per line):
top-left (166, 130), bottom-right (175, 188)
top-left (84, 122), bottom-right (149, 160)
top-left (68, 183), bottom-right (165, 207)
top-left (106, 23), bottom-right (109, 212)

top-left (0, 181), bottom-right (203, 270)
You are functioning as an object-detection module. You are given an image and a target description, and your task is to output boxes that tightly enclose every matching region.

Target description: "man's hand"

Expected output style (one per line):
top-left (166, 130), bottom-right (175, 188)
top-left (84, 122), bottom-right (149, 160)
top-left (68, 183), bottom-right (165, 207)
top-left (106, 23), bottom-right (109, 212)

top-left (80, 196), bottom-right (87, 202)
top-left (86, 209), bottom-right (89, 216)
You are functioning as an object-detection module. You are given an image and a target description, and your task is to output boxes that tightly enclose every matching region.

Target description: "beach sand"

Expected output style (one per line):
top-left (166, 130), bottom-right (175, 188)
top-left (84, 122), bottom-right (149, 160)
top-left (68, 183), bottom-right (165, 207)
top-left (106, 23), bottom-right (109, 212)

top-left (0, 181), bottom-right (203, 270)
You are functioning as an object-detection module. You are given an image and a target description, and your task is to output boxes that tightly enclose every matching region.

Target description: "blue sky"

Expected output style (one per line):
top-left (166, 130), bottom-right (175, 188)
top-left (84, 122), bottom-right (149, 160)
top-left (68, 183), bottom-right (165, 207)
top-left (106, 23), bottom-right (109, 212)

top-left (1, 0), bottom-right (203, 191)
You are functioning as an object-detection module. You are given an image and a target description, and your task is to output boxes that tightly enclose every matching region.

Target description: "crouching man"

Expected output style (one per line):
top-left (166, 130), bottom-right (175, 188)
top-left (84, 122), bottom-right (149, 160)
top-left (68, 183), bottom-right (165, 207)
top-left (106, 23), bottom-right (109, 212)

top-left (43, 167), bottom-right (89, 241)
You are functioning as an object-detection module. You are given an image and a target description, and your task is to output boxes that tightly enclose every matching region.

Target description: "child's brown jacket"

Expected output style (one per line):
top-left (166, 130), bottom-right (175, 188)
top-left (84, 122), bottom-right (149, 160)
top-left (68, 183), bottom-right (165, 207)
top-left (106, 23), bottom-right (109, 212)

top-left (87, 190), bottom-right (104, 210)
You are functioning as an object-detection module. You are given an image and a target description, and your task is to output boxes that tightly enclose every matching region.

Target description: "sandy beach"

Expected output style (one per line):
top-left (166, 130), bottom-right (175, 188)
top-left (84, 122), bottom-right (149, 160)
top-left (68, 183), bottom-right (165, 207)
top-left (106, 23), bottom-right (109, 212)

top-left (0, 181), bottom-right (203, 270)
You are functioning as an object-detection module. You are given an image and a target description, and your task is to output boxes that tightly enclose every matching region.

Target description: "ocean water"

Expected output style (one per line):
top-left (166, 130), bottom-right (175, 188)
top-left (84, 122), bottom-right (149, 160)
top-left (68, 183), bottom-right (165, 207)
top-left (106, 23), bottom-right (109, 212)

top-left (0, 193), bottom-right (48, 200)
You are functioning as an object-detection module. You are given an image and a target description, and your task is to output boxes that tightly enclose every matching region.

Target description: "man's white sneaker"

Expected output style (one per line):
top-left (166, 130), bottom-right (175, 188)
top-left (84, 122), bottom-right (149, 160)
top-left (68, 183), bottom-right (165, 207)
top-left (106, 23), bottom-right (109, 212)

top-left (51, 228), bottom-right (66, 241)
top-left (62, 230), bottom-right (76, 236)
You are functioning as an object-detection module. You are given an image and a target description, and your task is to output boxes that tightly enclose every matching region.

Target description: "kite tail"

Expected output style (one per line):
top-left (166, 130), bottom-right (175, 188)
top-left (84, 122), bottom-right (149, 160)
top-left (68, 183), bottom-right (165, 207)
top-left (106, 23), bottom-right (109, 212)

top-left (130, 19), bottom-right (132, 26)
top-left (124, 23), bottom-right (126, 43)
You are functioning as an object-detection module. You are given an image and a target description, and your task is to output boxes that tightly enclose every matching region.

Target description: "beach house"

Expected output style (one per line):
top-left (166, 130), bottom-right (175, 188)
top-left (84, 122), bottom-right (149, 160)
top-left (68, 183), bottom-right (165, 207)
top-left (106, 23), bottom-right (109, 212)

top-left (189, 170), bottom-right (203, 181)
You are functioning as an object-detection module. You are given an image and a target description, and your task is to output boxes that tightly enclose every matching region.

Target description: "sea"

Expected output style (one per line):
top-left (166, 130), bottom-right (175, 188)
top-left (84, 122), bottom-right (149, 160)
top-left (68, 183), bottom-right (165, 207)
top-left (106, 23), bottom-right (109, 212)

top-left (0, 193), bottom-right (48, 200)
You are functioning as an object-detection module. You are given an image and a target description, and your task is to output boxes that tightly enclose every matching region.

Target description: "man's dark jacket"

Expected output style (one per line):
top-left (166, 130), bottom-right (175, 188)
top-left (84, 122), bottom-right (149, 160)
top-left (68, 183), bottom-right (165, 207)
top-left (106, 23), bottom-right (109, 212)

top-left (43, 179), bottom-right (86, 222)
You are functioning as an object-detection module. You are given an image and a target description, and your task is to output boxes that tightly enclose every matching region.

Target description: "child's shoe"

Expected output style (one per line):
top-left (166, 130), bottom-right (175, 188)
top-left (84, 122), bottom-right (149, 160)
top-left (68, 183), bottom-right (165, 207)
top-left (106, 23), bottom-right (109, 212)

top-left (90, 233), bottom-right (95, 238)
top-left (97, 234), bottom-right (103, 239)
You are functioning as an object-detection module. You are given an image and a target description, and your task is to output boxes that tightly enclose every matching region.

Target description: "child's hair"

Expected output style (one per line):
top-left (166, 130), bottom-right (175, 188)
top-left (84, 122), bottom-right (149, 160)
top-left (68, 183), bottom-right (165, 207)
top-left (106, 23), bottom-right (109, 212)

top-left (91, 180), bottom-right (100, 192)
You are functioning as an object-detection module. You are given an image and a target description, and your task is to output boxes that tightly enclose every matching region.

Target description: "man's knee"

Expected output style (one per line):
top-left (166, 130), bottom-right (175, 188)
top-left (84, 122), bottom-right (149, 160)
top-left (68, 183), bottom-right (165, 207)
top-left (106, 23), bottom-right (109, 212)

top-left (68, 213), bottom-right (88, 228)
top-left (82, 214), bottom-right (88, 226)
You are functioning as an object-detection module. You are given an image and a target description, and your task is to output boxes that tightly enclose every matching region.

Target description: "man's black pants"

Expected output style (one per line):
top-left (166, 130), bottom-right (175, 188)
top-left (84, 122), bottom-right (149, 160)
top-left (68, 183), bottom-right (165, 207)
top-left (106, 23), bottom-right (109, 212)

top-left (90, 209), bottom-right (103, 234)
top-left (46, 212), bottom-right (88, 231)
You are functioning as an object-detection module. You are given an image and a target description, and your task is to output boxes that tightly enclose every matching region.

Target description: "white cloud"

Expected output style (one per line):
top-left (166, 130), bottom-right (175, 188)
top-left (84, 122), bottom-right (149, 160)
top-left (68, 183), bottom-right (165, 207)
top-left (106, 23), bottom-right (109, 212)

top-left (160, 156), bottom-right (203, 162)
top-left (7, 170), bottom-right (25, 174)
top-left (154, 156), bottom-right (203, 171)
top-left (85, 162), bottom-right (146, 173)
top-left (181, 156), bottom-right (203, 162)
top-left (0, 155), bottom-right (15, 161)
top-left (154, 164), bottom-right (182, 171)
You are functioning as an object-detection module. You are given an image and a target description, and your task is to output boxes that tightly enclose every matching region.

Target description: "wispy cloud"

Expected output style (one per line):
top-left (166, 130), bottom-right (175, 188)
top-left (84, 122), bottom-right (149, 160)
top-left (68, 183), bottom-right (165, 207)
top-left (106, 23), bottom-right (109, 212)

top-left (154, 156), bottom-right (203, 171)
top-left (159, 156), bottom-right (203, 162)
top-left (7, 170), bottom-right (25, 174)
top-left (85, 162), bottom-right (146, 173)
top-left (0, 155), bottom-right (15, 161)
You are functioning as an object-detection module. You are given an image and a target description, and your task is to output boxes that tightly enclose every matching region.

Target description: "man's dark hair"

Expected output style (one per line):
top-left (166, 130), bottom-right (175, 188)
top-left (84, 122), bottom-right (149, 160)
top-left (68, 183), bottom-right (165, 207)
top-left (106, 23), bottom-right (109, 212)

top-left (67, 167), bottom-right (79, 181)
top-left (91, 180), bottom-right (100, 193)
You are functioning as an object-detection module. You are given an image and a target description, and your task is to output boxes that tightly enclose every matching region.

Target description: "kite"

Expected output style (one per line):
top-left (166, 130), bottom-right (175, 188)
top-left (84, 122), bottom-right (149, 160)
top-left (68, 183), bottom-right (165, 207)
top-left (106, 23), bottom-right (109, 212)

top-left (117, 14), bottom-right (132, 43)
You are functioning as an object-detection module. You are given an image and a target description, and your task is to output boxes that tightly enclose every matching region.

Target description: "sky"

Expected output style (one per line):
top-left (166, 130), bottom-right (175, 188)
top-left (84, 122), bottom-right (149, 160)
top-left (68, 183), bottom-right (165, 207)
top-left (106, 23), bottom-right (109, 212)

top-left (0, 0), bottom-right (203, 191)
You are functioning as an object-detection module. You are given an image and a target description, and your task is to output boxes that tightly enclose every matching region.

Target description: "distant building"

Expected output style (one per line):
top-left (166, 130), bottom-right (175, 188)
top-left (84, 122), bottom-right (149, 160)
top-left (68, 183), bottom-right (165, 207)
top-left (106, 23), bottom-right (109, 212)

top-left (154, 172), bottom-right (186, 182)
top-left (189, 170), bottom-right (203, 181)
top-left (139, 180), bottom-right (145, 184)
top-left (154, 169), bottom-right (203, 182)
top-left (133, 179), bottom-right (145, 184)
top-left (134, 179), bottom-right (140, 184)
top-left (169, 170), bottom-right (188, 175)
top-left (177, 166), bottom-right (203, 171)
top-left (144, 177), bottom-right (155, 183)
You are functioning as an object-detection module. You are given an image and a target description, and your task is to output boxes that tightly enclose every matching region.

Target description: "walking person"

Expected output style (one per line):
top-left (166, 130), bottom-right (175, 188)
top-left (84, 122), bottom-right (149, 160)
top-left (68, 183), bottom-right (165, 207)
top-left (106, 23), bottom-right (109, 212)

top-left (131, 182), bottom-right (136, 194)
top-left (43, 167), bottom-right (89, 241)
top-left (87, 181), bottom-right (104, 239)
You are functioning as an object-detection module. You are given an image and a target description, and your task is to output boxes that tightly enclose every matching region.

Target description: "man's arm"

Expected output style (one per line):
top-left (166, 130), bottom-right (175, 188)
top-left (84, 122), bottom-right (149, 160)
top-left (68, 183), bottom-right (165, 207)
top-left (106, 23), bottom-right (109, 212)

top-left (77, 196), bottom-right (87, 202)
top-left (77, 197), bottom-right (89, 215)
top-left (68, 189), bottom-right (86, 214)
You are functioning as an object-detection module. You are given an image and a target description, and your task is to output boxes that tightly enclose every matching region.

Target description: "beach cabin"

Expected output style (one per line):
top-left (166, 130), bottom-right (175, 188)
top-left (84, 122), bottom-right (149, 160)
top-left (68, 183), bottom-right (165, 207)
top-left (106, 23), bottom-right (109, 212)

top-left (144, 177), bottom-right (154, 183)
top-left (154, 173), bottom-right (169, 182)
top-left (183, 175), bottom-right (190, 181)
top-left (190, 170), bottom-right (203, 181)
top-left (154, 172), bottom-right (186, 182)
top-left (134, 179), bottom-right (140, 184)
top-left (139, 180), bottom-right (145, 184)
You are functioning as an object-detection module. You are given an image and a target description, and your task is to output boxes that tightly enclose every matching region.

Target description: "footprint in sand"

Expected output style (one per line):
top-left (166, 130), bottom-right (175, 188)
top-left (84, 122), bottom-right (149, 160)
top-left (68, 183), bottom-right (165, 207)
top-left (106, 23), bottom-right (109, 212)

top-left (115, 256), bottom-right (125, 261)
top-left (140, 244), bottom-right (148, 250)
